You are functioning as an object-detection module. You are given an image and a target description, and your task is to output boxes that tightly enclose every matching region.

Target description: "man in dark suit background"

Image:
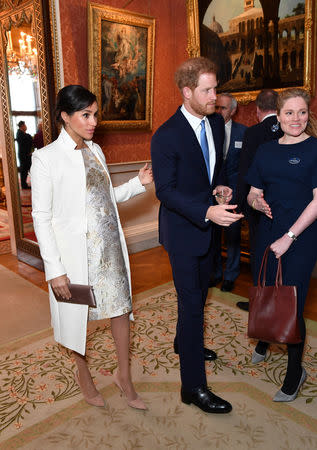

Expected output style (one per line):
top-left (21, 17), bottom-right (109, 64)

top-left (16, 120), bottom-right (33, 189)
top-left (236, 89), bottom-right (283, 311)
top-left (210, 93), bottom-right (247, 292)
top-left (151, 57), bottom-right (243, 414)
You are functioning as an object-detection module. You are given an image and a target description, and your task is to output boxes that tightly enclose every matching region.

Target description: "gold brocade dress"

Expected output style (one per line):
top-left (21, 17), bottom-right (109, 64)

top-left (81, 147), bottom-right (131, 321)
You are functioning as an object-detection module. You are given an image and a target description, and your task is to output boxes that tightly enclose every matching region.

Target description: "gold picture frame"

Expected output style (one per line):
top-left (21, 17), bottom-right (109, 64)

top-left (88, 2), bottom-right (155, 130)
top-left (186, 0), bottom-right (316, 104)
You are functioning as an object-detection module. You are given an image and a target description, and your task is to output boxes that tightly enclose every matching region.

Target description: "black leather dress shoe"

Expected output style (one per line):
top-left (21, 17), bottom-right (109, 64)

top-left (174, 343), bottom-right (217, 361)
top-left (221, 280), bottom-right (234, 292)
top-left (236, 301), bottom-right (249, 311)
top-left (208, 276), bottom-right (222, 288)
top-left (202, 348), bottom-right (217, 361)
top-left (181, 386), bottom-right (232, 413)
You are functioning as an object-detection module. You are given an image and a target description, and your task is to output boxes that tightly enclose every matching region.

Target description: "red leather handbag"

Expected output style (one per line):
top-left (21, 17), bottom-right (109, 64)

top-left (248, 246), bottom-right (301, 344)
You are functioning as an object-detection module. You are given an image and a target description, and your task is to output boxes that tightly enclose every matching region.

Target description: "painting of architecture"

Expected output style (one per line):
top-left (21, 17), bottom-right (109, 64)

top-left (200, 0), bottom-right (305, 92)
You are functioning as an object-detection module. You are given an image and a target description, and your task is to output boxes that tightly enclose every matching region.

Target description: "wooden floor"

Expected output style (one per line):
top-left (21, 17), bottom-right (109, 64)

top-left (0, 246), bottom-right (317, 321)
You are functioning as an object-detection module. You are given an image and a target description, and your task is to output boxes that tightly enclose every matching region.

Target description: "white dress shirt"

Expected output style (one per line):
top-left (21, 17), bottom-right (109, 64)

top-left (181, 105), bottom-right (216, 183)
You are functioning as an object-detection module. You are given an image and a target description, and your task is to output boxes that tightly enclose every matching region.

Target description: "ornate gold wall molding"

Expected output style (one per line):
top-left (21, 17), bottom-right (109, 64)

top-left (0, 0), bottom-right (25, 13)
top-left (0, 0), bottom-right (57, 265)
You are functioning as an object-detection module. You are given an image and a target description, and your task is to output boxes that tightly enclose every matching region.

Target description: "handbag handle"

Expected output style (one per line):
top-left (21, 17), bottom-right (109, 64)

top-left (257, 246), bottom-right (283, 287)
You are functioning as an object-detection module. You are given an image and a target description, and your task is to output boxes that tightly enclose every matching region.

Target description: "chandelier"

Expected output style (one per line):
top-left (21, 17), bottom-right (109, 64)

top-left (6, 30), bottom-right (38, 78)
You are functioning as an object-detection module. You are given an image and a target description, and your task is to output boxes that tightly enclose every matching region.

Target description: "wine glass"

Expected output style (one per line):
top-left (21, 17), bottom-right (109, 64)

top-left (215, 187), bottom-right (230, 204)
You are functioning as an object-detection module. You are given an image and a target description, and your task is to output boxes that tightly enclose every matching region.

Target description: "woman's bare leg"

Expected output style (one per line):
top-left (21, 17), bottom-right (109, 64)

top-left (111, 312), bottom-right (137, 401)
top-left (73, 351), bottom-right (99, 398)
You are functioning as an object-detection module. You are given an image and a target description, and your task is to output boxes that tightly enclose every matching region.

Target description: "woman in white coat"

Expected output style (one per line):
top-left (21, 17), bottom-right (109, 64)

top-left (31, 85), bottom-right (152, 409)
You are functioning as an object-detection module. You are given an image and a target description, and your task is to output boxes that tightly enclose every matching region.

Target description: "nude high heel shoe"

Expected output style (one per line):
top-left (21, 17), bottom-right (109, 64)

top-left (113, 370), bottom-right (147, 410)
top-left (74, 371), bottom-right (105, 407)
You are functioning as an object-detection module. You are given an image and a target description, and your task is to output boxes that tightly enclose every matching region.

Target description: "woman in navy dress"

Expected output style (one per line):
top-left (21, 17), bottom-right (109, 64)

top-left (246, 88), bottom-right (317, 402)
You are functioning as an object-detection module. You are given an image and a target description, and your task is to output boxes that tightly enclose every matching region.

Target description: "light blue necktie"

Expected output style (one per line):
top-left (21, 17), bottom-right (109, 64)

top-left (200, 119), bottom-right (210, 182)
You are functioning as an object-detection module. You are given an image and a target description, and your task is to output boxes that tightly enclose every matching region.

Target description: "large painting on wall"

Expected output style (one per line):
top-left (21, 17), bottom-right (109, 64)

top-left (187, 0), bottom-right (316, 102)
top-left (88, 3), bottom-right (155, 130)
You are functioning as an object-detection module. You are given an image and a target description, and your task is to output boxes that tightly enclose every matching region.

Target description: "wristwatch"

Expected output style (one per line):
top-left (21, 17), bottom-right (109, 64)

top-left (287, 230), bottom-right (297, 241)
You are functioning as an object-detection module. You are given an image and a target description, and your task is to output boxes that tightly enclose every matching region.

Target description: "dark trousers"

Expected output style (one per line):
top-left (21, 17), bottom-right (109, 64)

top-left (212, 221), bottom-right (241, 281)
top-left (168, 248), bottom-right (213, 390)
top-left (19, 155), bottom-right (31, 188)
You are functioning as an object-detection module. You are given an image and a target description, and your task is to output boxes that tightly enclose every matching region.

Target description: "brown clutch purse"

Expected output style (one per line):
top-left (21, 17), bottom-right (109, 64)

top-left (52, 283), bottom-right (96, 307)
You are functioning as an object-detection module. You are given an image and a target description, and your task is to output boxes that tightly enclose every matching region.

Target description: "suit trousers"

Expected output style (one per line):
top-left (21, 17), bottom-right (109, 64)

top-left (19, 155), bottom-right (31, 188)
top-left (168, 248), bottom-right (213, 390)
top-left (212, 222), bottom-right (241, 281)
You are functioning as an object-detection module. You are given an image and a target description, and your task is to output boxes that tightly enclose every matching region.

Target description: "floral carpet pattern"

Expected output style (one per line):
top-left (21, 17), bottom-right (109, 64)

top-left (0, 283), bottom-right (317, 449)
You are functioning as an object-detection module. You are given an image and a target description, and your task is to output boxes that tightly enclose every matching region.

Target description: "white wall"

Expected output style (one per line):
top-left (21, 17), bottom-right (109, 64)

top-left (109, 161), bottom-right (159, 254)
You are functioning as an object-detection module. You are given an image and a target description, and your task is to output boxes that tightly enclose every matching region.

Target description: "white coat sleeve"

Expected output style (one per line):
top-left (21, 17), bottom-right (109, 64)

top-left (31, 151), bottom-right (66, 281)
top-left (114, 176), bottom-right (146, 203)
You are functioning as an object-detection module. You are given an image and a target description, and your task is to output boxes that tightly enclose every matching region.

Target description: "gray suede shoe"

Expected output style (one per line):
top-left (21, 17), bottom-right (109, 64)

top-left (251, 349), bottom-right (267, 364)
top-left (273, 368), bottom-right (307, 402)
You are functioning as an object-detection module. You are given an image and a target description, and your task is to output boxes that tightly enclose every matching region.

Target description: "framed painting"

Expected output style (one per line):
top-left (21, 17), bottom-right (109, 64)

top-left (88, 2), bottom-right (155, 130)
top-left (186, 0), bottom-right (316, 103)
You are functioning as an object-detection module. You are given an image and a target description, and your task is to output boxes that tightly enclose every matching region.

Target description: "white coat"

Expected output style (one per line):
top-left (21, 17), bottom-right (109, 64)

top-left (31, 128), bottom-right (145, 355)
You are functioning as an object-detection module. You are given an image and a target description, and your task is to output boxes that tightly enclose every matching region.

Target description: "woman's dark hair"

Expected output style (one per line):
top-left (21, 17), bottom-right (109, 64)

top-left (55, 85), bottom-right (97, 125)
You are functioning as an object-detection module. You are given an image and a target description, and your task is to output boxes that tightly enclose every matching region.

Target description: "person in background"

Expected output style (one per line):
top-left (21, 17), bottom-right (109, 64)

top-left (33, 122), bottom-right (44, 150)
top-left (246, 88), bottom-right (317, 401)
top-left (31, 85), bottom-right (152, 410)
top-left (151, 57), bottom-right (243, 414)
top-left (209, 93), bottom-right (247, 292)
top-left (16, 120), bottom-right (33, 189)
top-left (235, 89), bottom-right (283, 311)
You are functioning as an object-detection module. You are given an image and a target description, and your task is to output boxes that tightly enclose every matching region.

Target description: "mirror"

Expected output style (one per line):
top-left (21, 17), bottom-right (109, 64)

top-left (0, 0), bottom-right (59, 268)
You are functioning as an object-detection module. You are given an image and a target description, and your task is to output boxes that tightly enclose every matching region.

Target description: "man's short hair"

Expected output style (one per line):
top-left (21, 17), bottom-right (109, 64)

top-left (255, 89), bottom-right (278, 112)
top-left (218, 92), bottom-right (237, 111)
top-left (175, 57), bottom-right (217, 91)
top-left (18, 120), bottom-right (25, 128)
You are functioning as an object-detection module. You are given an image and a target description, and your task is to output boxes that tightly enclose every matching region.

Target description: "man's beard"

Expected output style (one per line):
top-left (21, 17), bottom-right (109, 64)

top-left (190, 99), bottom-right (215, 117)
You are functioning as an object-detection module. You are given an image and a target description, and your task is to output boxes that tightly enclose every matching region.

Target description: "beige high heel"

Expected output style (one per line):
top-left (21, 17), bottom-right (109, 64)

top-left (113, 370), bottom-right (147, 410)
top-left (74, 371), bottom-right (105, 407)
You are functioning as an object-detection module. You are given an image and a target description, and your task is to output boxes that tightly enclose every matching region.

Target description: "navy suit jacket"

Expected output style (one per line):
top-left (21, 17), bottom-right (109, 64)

top-left (223, 121), bottom-right (247, 202)
top-left (151, 107), bottom-right (225, 256)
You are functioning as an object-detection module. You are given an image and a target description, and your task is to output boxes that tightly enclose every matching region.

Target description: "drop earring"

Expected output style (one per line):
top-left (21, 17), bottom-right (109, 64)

top-left (271, 122), bottom-right (279, 132)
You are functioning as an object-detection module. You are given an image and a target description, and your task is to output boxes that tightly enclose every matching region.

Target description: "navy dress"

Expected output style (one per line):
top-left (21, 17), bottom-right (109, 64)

top-left (246, 136), bottom-right (317, 316)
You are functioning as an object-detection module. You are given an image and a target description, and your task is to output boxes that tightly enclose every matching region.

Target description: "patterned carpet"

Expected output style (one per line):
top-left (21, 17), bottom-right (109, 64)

top-left (0, 283), bottom-right (316, 449)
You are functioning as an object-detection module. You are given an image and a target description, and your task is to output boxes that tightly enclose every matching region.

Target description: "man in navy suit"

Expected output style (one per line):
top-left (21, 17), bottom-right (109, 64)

top-left (151, 58), bottom-right (243, 414)
top-left (210, 93), bottom-right (247, 292)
